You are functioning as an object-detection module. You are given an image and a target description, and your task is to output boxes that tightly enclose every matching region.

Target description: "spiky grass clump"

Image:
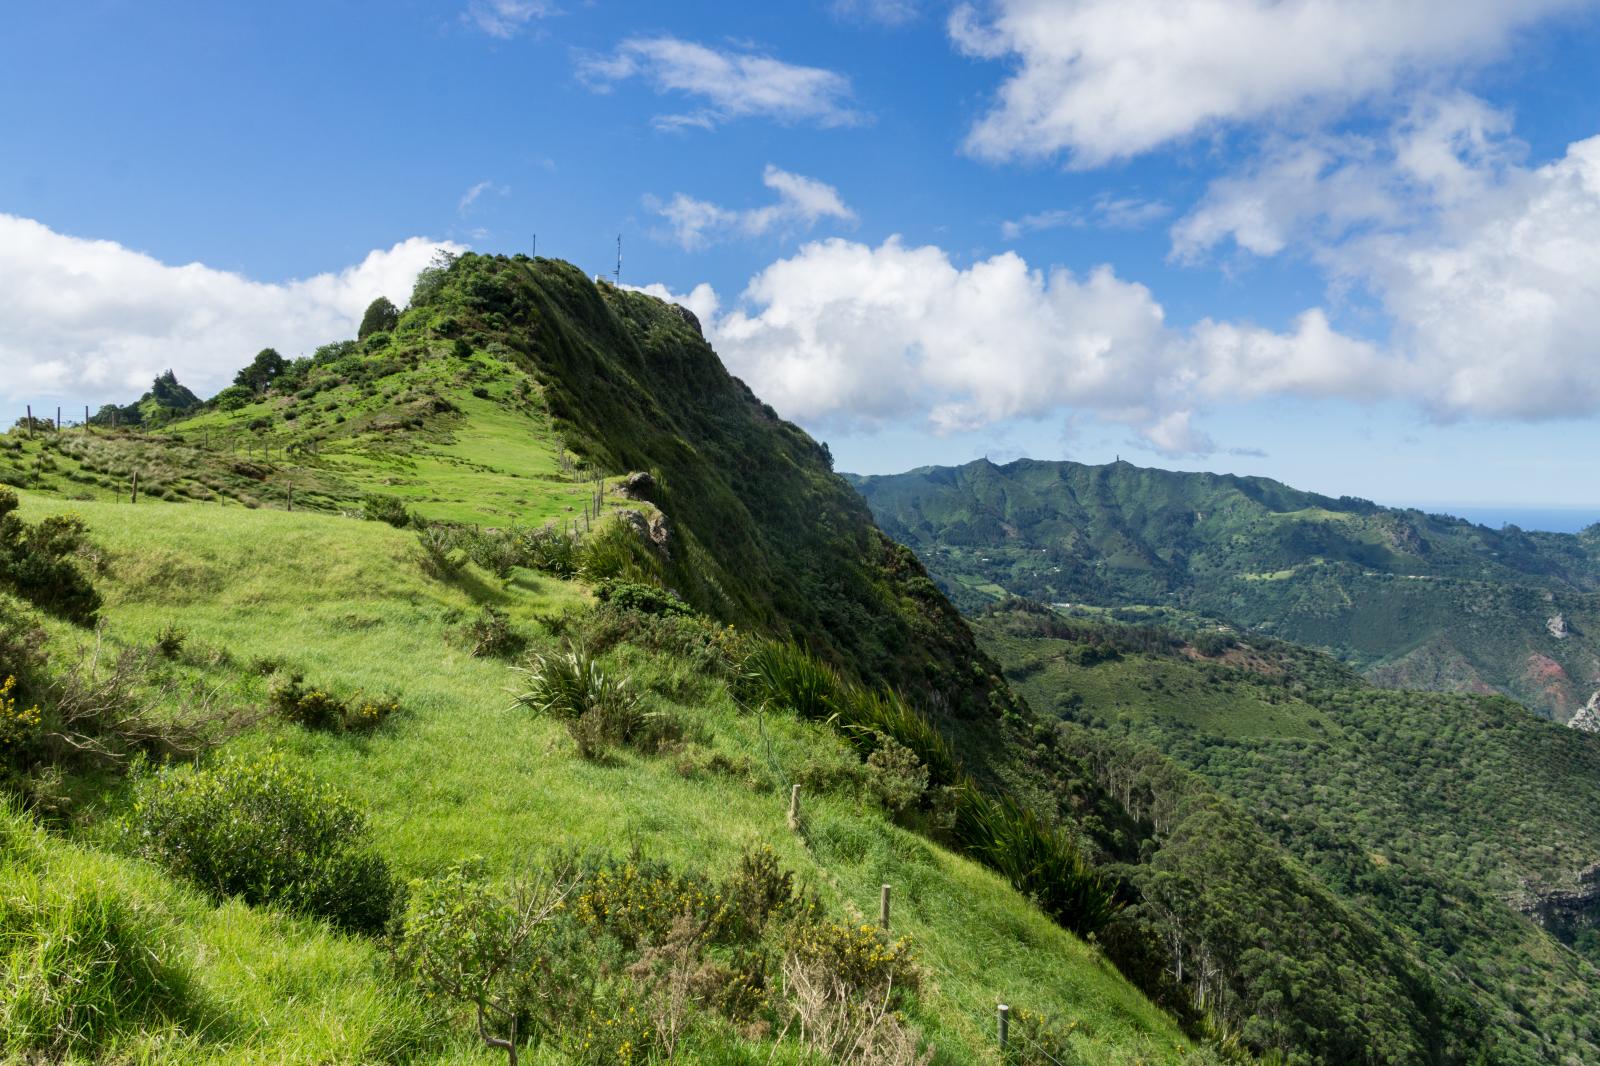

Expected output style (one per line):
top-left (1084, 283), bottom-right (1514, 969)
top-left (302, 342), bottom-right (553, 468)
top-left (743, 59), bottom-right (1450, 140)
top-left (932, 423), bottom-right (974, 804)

top-left (950, 788), bottom-right (1118, 937)
top-left (741, 640), bottom-right (840, 721)
top-left (513, 644), bottom-right (657, 759)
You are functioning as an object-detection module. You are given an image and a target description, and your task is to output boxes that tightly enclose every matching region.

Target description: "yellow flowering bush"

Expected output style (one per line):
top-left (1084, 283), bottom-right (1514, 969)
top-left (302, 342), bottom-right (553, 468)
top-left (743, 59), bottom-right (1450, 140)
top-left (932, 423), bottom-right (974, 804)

top-left (0, 674), bottom-right (42, 752)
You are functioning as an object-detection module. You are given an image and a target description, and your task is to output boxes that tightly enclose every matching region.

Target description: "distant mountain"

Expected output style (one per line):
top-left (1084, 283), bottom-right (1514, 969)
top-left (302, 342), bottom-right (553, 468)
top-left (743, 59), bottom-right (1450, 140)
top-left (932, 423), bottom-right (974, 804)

top-left (848, 457), bottom-right (1600, 720)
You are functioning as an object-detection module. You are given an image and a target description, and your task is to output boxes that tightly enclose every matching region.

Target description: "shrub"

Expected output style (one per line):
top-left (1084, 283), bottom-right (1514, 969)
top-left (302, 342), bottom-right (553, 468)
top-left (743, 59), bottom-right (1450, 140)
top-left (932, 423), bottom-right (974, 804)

top-left (594, 579), bottom-right (693, 617)
top-left (153, 621), bottom-right (186, 659)
top-left (834, 687), bottom-right (959, 788)
top-left (398, 858), bottom-right (591, 1062)
top-left (0, 489), bottom-right (102, 624)
top-left (122, 754), bottom-right (400, 934)
top-left (0, 674), bottom-right (42, 757)
top-left (577, 520), bottom-right (656, 583)
top-left (267, 672), bottom-right (397, 734)
top-left (865, 734), bottom-right (930, 816)
top-left (781, 915), bottom-right (919, 1007)
top-left (362, 493), bottom-right (412, 528)
top-left (457, 607), bottom-right (524, 658)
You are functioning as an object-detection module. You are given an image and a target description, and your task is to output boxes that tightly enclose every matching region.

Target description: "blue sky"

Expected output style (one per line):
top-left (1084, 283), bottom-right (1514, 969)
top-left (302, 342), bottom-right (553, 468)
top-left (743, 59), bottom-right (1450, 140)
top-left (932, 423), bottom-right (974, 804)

top-left (5, 0), bottom-right (1600, 511)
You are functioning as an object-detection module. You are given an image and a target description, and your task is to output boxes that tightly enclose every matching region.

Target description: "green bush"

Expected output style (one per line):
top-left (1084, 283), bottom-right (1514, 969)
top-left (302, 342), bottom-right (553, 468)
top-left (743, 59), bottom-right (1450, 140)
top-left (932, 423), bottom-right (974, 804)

top-left (834, 687), bottom-right (959, 787)
top-left (267, 672), bottom-right (398, 733)
top-left (516, 526), bottom-right (581, 577)
top-left (122, 754), bottom-right (400, 934)
top-left (361, 492), bottom-right (412, 528)
top-left (594, 579), bottom-right (693, 617)
top-left (577, 520), bottom-right (657, 584)
top-left (0, 489), bottom-right (101, 624)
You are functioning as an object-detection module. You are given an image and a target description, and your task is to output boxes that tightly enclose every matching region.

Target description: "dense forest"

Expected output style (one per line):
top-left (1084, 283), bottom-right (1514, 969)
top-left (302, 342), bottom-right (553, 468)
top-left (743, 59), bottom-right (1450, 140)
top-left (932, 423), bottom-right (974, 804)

top-left (849, 457), bottom-right (1600, 720)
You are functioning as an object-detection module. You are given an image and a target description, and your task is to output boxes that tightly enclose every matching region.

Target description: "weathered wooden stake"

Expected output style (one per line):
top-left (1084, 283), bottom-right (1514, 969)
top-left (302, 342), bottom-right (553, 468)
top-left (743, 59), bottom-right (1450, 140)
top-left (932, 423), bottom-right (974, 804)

top-left (880, 884), bottom-right (891, 931)
top-left (287, 484), bottom-right (294, 512)
top-left (84, 405), bottom-right (90, 429)
top-left (788, 785), bottom-right (802, 831)
top-left (25, 405), bottom-right (33, 438)
top-left (56, 406), bottom-right (61, 432)
top-left (997, 1004), bottom-right (1009, 1051)
top-left (130, 472), bottom-right (139, 504)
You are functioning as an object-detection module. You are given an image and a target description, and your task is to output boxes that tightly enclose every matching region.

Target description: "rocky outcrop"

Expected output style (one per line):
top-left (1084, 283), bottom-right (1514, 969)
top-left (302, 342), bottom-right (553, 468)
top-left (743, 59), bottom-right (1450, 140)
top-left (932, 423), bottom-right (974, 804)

top-left (1514, 862), bottom-right (1600, 942)
top-left (1547, 613), bottom-right (1569, 639)
top-left (616, 471), bottom-right (656, 502)
top-left (1569, 691), bottom-right (1600, 733)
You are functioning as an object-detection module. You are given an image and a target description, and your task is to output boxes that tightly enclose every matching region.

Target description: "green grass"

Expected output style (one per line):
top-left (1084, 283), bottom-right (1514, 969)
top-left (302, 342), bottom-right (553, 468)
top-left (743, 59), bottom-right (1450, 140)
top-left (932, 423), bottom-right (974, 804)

top-left (3, 487), bottom-right (1211, 1064)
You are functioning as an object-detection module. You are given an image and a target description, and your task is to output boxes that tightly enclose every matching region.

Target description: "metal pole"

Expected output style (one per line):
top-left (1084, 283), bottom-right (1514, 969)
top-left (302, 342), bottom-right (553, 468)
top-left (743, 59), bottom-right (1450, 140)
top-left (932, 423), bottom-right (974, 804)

top-left (997, 1004), bottom-right (1009, 1051)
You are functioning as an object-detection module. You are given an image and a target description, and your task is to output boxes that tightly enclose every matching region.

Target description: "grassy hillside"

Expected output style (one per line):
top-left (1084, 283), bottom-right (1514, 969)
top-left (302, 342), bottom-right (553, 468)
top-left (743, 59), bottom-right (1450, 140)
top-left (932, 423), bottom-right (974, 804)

top-left (0, 256), bottom-right (1220, 1064)
top-left (0, 494), bottom-right (1204, 1064)
top-left (848, 458), bottom-right (1600, 720)
top-left (977, 602), bottom-right (1600, 1065)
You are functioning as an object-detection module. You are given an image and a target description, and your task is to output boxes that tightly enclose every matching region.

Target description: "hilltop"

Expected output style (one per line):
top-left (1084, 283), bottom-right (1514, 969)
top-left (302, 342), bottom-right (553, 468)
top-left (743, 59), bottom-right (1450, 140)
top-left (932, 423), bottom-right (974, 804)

top-left (848, 457), bottom-right (1600, 720)
top-left (0, 253), bottom-right (1219, 1065)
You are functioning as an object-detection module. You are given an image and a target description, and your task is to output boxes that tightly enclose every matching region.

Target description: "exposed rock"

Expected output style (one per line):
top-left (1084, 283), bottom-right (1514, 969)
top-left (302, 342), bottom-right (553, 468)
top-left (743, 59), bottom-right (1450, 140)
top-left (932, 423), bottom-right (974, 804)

top-left (1570, 691), bottom-right (1600, 734)
top-left (671, 304), bottom-right (703, 338)
top-left (1547, 613), bottom-right (1569, 639)
top-left (614, 508), bottom-right (671, 560)
top-left (1513, 862), bottom-right (1600, 943)
top-left (616, 471), bottom-right (656, 502)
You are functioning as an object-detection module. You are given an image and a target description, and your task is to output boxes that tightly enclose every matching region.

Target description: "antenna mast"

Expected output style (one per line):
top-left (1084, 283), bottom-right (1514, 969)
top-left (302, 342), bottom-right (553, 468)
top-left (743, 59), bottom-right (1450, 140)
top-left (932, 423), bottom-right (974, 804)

top-left (615, 234), bottom-right (622, 285)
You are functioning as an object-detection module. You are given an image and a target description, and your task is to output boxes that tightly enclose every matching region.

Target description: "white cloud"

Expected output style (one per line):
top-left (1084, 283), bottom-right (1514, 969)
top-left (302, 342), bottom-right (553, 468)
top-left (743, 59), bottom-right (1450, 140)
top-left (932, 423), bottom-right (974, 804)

top-left (832, 0), bottom-right (920, 26)
top-left (1175, 99), bottom-right (1600, 420)
top-left (951, 0), bottom-right (1586, 165)
top-left (653, 165), bottom-right (856, 250)
top-left (0, 215), bottom-right (462, 411)
top-left (577, 37), bottom-right (861, 130)
top-left (458, 179), bottom-right (509, 217)
top-left (464, 0), bottom-right (556, 39)
top-left (632, 236), bottom-right (1384, 453)
top-left (1001, 194), bottom-right (1170, 238)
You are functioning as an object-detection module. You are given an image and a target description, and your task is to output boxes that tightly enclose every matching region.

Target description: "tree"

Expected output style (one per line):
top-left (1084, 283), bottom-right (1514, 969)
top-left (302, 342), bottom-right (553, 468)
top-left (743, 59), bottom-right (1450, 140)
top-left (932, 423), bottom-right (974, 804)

top-left (233, 348), bottom-right (287, 395)
top-left (358, 296), bottom-right (399, 339)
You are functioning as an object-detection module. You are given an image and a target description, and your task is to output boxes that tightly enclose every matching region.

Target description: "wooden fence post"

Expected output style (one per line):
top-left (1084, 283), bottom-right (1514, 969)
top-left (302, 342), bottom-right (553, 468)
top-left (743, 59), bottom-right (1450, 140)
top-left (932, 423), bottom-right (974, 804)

top-left (56, 406), bottom-right (61, 433)
top-left (880, 884), bottom-right (891, 931)
top-left (131, 471), bottom-right (139, 504)
top-left (788, 785), bottom-right (802, 831)
top-left (997, 1004), bottom-right (1009, 1052)
top-left (84, 405), bottom-right (90, 430)
top-left (25, 405), bottom-right (32, 439)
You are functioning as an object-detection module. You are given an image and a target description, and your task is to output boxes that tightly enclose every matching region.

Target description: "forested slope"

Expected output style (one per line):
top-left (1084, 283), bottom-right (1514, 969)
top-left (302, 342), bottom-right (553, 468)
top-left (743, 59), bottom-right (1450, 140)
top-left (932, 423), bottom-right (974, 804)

top-left (849, 458), bottom-right (1600, 720)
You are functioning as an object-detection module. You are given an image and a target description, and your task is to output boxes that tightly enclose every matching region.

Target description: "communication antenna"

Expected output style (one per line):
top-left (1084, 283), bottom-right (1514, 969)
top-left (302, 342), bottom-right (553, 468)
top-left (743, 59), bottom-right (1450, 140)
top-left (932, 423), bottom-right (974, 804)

top-left (615, 234), bottom-right (622, 285)
top-left (532, 233), bottom-right (537, 257)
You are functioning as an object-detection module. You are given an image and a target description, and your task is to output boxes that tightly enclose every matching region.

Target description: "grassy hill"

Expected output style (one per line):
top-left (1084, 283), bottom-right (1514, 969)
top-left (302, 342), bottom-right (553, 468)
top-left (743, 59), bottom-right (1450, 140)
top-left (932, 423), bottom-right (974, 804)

top-left (848, 457), bottom-right (1600, 720)
top-left (0, 255), bottom-right (1221, 1065)
top-left (976, 602), bottom-right (1600, 1065)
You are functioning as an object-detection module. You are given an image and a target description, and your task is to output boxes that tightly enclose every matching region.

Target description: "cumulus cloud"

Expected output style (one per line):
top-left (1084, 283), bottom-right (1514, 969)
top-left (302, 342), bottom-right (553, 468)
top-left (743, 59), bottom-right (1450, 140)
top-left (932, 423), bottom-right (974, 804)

top-left (652, 165), bottom-right (856, 250)
top-left (577, 36), bottom-right (861, 130)
top-left (950, 0), bottom-right (1585, 165)
top-left (464, 0), bottom-right (556, 39)
top-left (1175, 98), bottom-right (1600, 420)
top-left (628, 236), bottom-right (1389, 454)
top-left (0, 215), bottom-right (461, 411)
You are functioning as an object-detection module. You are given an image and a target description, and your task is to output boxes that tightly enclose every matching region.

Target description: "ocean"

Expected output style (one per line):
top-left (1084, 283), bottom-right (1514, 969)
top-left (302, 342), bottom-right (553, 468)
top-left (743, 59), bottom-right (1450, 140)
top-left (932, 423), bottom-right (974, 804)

top-left (1417, 506), bottom-right (1599, 534)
